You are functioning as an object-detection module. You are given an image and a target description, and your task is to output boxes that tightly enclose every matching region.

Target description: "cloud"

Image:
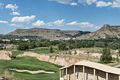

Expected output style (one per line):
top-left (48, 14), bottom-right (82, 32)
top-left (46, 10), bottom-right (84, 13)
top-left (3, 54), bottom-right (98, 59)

top-left (49, 0), bottom-right (97, 6)
top-left (112, 0), bottom-right (120, 8)
top-left (86, 0), bottom-right (97, 5)
top-left (5, 4), bottom-right (21, 16)
top-left (0, 20), bottom-right (8, 24)
top-left (31, 19), bottom-right (99, 30)
top-left (49, 0), bottom-right (120, 8)
top-left (49, 0), bottom-right (78, 6)
top-left (10, 17), bottom-right (98, 31)
top-left (5, 4), bottom-right (18, 11)
top-left (32, 19), bottom-right (98, 30)
top-left (32, 20), bottom-right (45, 27)
top-left (49, 0), bottom-right (72, 4)
top-left (11, 11), bottom-right (20, 16)
top-left (70, 2), bottom-right (78, 6)
top-left (47, 19), bottom-right (65, 26)
top-left (32, 19), bottom-right (65, 27)
top-left (96, 1), bottom-right (112, 7)
top-left (78, 0), bottom-right (97, 5)
top-left (67, 21), bottom-right (99, 30)
top-left (11, 15), bottom-right (36, 23)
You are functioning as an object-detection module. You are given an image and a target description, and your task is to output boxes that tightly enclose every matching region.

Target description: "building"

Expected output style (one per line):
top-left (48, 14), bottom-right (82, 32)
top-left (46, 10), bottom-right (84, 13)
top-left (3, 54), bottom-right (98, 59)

top-left (60, 60), bottom-right (120, 80)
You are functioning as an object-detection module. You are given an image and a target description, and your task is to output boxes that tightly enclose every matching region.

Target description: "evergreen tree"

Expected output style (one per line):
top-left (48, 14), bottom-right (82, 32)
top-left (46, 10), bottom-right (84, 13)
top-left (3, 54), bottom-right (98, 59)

top-left (50, 46), bottom-right (54, 53)
top-left (100, 48), bottom-right (112, 64)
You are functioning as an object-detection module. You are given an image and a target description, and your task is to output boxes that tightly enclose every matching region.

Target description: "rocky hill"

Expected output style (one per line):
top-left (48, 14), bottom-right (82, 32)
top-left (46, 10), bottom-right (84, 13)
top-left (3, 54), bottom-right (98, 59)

top-left (7, 24), bottom-right (120, 40)
top-left (8, 28), bottom-right (90, 40)
top-left (79, 24), bottom-right (120, 40)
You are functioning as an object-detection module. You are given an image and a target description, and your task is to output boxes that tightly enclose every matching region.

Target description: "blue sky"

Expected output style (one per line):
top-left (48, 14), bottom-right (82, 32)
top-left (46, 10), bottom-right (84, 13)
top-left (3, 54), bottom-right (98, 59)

top-left (0, 0), bottom-right (120, 34)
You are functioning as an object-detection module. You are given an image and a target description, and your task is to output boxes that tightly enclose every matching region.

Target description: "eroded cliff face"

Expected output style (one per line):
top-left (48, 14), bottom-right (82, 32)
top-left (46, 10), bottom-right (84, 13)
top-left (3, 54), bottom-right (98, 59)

top-left (17, 50), bottom-right (100, 66)
top-left (0, 51), bottom-right (12, 60)
top-left (8, 28), bottom-right (90, 40)
top-left (79, 25), bottom-right (120, 40)
top-left (17, 52), bottom-right (79, 66)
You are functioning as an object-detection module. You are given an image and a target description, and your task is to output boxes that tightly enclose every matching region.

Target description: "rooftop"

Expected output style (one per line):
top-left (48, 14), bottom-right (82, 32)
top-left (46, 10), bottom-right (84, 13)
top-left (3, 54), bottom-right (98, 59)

top-left (60, 60), bottom-right (120, 75)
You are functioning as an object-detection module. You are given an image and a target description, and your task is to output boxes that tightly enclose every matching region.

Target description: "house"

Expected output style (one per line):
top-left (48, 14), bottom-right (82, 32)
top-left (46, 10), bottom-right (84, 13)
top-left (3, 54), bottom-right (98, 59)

top-left (60, 60), bottom-right (120, 80)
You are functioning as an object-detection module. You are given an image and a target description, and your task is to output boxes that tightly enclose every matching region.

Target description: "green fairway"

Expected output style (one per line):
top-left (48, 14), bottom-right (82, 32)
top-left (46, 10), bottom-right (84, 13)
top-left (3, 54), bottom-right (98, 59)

top-left (30, 47), bottom-right (50, 54)
top-left (0, 57), bottom-right (60, 80)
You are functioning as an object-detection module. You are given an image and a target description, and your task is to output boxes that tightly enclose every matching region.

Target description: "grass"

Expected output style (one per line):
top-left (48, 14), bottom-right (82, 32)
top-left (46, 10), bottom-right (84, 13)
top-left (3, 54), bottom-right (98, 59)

top-left (30, 47), bottom-right (50, 54)
top-left (0, 57), bottom-right (60, 80)
top-left (14, 72), bottom-right (59, 80)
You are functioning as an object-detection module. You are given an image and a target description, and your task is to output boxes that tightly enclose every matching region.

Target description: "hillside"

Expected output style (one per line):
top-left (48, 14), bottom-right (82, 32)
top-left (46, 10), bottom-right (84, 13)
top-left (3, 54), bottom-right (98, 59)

top-left (8, 28), bottom-right (90, 40)
top-left (7, 24), bottom-right (120, 40)
top-left (79, 24), bottom-right (120, 40)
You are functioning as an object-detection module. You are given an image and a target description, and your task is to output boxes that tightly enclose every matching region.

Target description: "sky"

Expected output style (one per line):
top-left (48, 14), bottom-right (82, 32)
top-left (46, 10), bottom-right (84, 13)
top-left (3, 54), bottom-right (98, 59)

top-left (0, 0), bottom-right (120, 34)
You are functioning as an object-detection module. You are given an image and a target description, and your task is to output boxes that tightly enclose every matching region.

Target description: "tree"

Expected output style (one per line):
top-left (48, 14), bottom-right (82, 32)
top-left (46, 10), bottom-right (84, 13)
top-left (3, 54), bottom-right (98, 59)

top-left (116, 55), bottom-right (119, 62)
top-left (28, 42), bottom-right (36, 49)
top-left (94, 42), bottom-right (105, 47)
top-left (108, 42), bottom-right (120, 50)
top-left (58, 43), bottom-right (68, 50)
top-left (17, 43), bottom-right (29, 51)
top-left (50, 46), bottom-right (54, 53)
top-left (100, 48), bottom-right (112, 64)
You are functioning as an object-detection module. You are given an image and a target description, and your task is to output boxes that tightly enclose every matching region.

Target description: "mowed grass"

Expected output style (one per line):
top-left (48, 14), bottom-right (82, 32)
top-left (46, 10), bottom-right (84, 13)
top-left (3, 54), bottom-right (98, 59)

top-left (0, 57), bottom-right (60, 80)
top-left (30, 47), bottom-right (50, 54)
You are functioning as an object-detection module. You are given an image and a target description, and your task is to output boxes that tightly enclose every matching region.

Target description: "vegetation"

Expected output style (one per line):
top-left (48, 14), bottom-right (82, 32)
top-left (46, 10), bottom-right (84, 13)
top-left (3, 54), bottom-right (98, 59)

top-left (100, 48), bottom-right (112, 64)
top-left (58, 43), bottom-right (68, 50)
top-left (1, 38), bottom-right (120, 51)
top-left (0, 57), bottom-right (59, 80)
top-left (14, 38), bottom-right (120, 51)
top-left (17, 43), bottom-right (29, 51)
top-left (50, 46), bottom-right (54, 53)
top-left (10, 50), bottom-right (23, 59)
top-left (30, 47), bottom-right (51, 54)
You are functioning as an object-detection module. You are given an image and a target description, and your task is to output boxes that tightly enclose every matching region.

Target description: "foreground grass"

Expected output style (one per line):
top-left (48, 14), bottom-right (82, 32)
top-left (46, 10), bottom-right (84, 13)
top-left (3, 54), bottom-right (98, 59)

top-left (0, 57), bottom-right (60, 80)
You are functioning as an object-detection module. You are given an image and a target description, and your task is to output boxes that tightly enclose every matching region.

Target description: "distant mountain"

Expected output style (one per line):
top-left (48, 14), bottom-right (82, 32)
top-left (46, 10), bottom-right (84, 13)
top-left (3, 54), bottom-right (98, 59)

top-left (8, 28), bottom-right (90, 40)
top-left (79, 24), bottom-right (120, 40)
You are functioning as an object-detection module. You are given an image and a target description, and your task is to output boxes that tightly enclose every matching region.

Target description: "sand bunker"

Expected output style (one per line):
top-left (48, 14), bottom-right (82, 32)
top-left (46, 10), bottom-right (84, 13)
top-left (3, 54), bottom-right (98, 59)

top-left (9, 69), bottom-right (54, 74)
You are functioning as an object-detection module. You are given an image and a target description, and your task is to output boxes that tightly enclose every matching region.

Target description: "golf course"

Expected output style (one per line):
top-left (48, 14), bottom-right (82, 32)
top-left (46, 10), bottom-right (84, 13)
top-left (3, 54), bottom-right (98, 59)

top-left (0, 57), bottom-right (60, 80)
